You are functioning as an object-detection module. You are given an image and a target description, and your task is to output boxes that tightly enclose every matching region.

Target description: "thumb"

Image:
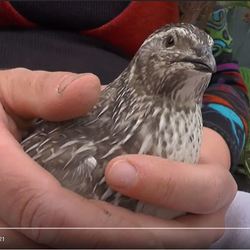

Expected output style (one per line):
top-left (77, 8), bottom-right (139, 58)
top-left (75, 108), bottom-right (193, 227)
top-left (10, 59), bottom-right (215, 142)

top-left (0, 68), bottom-right (101, 121)
top-left (105, 155), bottom-right (236, 214)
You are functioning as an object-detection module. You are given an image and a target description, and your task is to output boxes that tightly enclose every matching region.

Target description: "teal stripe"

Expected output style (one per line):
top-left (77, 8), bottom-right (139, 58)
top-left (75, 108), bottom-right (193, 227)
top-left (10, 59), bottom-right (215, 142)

top-left (208, 104), bottom-right (243, 129)
top-left (208, 103), bottom-right (245, 147)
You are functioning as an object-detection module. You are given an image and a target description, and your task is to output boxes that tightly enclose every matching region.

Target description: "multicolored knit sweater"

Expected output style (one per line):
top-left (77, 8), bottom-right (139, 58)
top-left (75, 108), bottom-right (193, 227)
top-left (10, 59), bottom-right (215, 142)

top-left (0, 1), bottom-right (248, 171)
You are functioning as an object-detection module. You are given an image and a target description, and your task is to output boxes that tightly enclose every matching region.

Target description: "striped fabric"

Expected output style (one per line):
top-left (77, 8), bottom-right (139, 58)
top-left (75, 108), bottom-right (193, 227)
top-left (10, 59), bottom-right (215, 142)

top-left (202, 62), bottom-right (249, 171)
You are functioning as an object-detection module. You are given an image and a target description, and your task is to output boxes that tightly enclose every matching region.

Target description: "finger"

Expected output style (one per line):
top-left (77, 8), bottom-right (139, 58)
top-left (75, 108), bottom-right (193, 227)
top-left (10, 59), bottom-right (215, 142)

top-left (0, 68), bottom-right (101, 121)
top-left (12, 189), bottom-right (224, 249)
top-left (86, 200), bottom-right (225, 248)
top-left (18, 195), bottom-right (224, 249)
top-left (105, 155), bottom-right (237, 214)
top-left (0, 123), bottom-right (222, 248)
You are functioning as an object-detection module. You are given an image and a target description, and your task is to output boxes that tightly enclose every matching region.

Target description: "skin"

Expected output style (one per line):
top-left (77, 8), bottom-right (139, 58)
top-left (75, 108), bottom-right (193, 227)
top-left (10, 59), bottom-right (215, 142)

top-left (0, 68), bottom-right (237, 248)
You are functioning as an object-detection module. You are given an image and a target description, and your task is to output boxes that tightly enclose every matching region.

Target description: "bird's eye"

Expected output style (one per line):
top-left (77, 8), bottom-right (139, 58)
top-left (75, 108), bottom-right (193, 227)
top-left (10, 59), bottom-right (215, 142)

top-left (165, 35), bottom-right (175, 47)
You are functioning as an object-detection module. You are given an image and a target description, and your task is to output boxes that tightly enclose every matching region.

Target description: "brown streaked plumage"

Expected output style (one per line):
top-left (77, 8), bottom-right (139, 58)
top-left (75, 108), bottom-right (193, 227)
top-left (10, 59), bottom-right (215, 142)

top-left (22, 23), bottom-right (216, 219)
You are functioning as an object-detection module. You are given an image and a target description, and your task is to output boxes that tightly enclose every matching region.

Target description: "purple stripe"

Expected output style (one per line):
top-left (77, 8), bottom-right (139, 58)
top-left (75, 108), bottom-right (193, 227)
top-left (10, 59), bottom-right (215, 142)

top-left (217, 63), bottom-right (239, 72)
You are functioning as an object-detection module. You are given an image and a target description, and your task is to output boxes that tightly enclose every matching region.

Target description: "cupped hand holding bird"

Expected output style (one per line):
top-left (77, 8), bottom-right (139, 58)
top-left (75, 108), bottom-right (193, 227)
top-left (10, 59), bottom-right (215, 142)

top-left (0, 68), bottom-right (236, 248)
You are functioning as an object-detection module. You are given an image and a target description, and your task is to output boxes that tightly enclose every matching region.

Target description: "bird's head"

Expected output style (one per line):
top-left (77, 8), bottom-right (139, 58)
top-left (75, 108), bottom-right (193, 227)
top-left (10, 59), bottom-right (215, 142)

top-left (128, 23), bottom-right (216, 105)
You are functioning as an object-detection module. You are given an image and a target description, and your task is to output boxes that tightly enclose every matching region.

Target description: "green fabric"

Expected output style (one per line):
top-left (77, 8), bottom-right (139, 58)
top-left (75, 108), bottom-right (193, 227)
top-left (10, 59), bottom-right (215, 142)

top-left (206, 8), bottom-right (232, 59)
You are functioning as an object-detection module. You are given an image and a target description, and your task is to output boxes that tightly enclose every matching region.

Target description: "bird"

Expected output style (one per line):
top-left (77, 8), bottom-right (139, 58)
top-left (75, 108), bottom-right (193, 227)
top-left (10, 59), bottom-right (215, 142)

top-left (22, 23), bottom-right (216, 219)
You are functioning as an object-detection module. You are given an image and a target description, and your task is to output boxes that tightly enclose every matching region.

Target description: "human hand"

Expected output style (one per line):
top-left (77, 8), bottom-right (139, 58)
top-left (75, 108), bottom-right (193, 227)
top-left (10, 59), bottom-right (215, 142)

top-left (0, 68), bottom-right (236, 248)
top-left (0, 67), bottom-right (100, 248)
top-left (105, 127), bottom-right (237, 247)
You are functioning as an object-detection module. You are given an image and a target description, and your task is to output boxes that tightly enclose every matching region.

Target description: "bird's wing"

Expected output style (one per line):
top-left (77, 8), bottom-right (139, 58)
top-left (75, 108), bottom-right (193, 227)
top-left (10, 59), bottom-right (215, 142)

top-left (21, 70), bottom-right (153, 199)
top-left (21, 79), bottom-right (133, 196)
top-left (21, 71), bottom-right (127, 164)
top-left (22, 118), bottom-right (101, 196)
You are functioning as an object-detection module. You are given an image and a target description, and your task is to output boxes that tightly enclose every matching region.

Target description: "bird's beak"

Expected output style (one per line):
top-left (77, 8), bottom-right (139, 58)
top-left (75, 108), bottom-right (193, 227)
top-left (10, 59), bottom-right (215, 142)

top-left (188, 53), bottom-right (216, 74)
top-left (203, 52), bottom-right (216, 73)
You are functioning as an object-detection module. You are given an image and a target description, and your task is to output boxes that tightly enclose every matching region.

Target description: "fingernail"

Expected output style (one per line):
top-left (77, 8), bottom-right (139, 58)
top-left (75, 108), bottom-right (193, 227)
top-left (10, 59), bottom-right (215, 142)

top-left (57, 73), bottom-right (91, 94)
top-left (108, 161), bottom-right (137, 189)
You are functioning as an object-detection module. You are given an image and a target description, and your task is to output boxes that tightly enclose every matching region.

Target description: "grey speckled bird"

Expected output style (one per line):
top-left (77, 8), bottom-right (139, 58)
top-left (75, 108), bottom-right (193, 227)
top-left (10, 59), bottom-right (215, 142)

top-left (22, 23), bottom-right (216, 219)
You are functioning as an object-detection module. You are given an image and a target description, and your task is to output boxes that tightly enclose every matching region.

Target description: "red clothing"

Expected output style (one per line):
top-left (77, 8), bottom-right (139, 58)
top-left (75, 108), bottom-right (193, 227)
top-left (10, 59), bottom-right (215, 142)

top-left (0, 1), bottom-right (179, 56)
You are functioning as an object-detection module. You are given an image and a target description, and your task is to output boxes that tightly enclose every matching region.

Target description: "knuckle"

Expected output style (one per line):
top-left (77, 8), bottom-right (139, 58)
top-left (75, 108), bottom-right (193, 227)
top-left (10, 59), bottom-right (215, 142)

top-left (31, 72), bottom-right (69, 115)
top-left (16, 186), bottom-right (49, 227)
top-left (36, 72), bottom-right (75, 108)
top-left (11, 184), bottom-right (64, 245)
